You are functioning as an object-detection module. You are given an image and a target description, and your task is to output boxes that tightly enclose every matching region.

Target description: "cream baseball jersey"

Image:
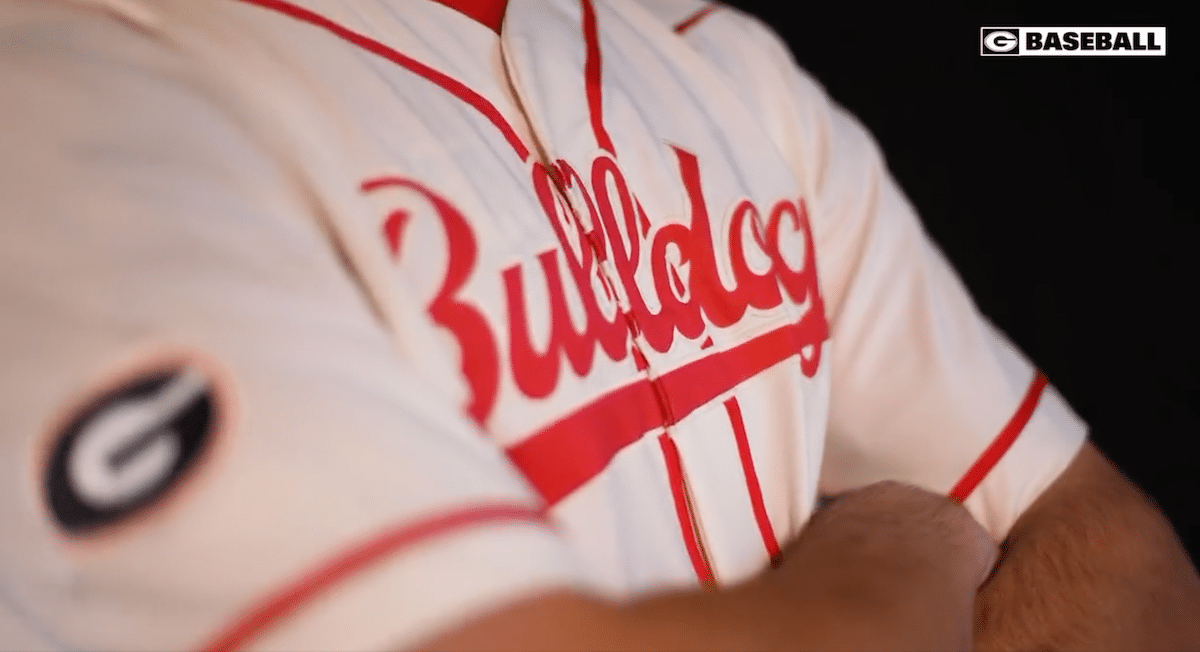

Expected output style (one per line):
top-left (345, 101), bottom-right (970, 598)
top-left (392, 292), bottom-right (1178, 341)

top-left (0, 0), bottom-right (1088, 650)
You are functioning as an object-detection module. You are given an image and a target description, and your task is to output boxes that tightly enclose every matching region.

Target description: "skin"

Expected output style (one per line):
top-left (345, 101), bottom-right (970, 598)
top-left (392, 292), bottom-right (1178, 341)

top-left (416, 480), bottom-right (997, 652)
top-left (418, 3), bottom-right (1200, 648)
top-left (974, 442), bottom-right (1200, 651)
top-left (416, 443), bottom-right (1200, 651)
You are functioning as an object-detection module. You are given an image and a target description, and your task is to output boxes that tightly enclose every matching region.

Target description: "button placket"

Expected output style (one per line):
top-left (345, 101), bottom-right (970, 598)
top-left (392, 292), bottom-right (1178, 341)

top-left (541, 161), bottom-right (676, 421)
top-left (537, 154), bottom-right (715, 583)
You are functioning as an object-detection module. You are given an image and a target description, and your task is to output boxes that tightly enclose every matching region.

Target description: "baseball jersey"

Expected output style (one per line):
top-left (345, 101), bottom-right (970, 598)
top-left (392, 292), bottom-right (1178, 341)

top-left (0, 0), bottom-right (1088, 650)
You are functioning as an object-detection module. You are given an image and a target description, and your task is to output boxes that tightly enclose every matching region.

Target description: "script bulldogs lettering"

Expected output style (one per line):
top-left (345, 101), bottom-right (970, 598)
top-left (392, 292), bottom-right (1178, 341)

top-left (362, 145), bottom-right (828, 431)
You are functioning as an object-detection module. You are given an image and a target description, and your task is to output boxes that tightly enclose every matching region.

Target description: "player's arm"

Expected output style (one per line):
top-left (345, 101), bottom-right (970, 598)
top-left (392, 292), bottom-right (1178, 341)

top-left (0, 7), bottom-right (989, 651)
top-left (974, 441), bottom-right (1200, 651)
top-left (419, 481), bottom-right (996, 652)
top-left (671, 9), bottom-right (1199, 649)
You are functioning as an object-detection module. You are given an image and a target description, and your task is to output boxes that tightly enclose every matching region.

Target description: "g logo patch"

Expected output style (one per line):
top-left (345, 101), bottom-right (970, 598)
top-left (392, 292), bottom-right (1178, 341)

top-left (981, 28), bottom-right (1021, 55)
top-left (45, 362), bottom-right (220, 534)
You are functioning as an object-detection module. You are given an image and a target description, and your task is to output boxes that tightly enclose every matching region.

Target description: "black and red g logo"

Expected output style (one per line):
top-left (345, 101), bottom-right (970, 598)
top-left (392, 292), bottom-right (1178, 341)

top-left (44, 363), bottom-right (221, 535)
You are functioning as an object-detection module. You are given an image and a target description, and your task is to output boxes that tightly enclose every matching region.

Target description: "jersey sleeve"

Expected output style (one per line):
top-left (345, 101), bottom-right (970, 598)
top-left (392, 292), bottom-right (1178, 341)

top-left (675, 8), bottom-right (1088, 541)
top-left (0, 5), bottom-right (580, 651)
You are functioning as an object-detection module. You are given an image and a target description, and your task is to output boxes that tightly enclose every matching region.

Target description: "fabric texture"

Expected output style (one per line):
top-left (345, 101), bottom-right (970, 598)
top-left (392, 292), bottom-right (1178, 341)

top-left (0, 1), bottom-right (1087, 649)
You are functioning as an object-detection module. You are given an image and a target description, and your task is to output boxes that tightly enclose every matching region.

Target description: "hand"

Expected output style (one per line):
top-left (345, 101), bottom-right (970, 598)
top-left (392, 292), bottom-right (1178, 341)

top-left (799, 481), bottom-right (999, 588)
top-left (417, 480), bottom-right (999, 652)
top-left (767, 481), bottom-right (999, 651)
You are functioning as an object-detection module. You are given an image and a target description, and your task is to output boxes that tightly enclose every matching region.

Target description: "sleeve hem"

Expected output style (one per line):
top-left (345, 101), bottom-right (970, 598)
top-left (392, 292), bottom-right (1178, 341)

top-left (196, 502), bottom-right (549, 652)
top-left (947, 370), bottom-right (1049, 503)
top-left (673, 4), bottom-right (720, 34)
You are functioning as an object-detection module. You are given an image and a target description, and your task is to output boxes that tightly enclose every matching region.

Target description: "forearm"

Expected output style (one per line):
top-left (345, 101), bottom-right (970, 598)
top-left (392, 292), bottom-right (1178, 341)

top-left (974, 444), bottom-right (1200, 651)
top-left (622, 509), bottom-right (981, 652)
top-left (420, 482), bottom-right (992, 651)
top-left (417, 556), bottom-right (975, 652)
top-left (760, 481), bottom-right (991, 651)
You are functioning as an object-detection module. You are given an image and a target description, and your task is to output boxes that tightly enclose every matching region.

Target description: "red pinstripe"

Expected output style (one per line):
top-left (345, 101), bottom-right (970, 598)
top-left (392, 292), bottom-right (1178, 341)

top-left (723, 397), bottom-right (781, 560)
top-left (196, 503), bottom-right (547, 652)
top-left (674, 4), bottom-right (720, 34)
top-left (231, 0), bottom-right (531, 161)
top-left (949, 370), bottom-right (1050, 502)
top-left (580, 0), bottom-right (616, 154)
top-left (658, 434), bottom-right (716, 588)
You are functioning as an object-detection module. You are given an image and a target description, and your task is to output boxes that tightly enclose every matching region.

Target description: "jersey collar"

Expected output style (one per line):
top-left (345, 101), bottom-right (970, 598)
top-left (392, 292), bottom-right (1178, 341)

top-left (433, 0), bottom-right (508, 33)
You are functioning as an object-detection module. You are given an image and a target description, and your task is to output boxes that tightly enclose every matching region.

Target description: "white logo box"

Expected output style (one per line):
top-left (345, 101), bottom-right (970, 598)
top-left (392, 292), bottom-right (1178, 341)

top-left (980, 27), bottom-right (1166, 56)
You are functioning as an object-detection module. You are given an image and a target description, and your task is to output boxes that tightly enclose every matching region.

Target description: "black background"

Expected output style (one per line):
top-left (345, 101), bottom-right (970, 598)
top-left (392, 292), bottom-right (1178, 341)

top-left (722, 4), bottom-right (1197, 561)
